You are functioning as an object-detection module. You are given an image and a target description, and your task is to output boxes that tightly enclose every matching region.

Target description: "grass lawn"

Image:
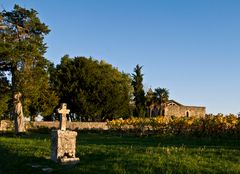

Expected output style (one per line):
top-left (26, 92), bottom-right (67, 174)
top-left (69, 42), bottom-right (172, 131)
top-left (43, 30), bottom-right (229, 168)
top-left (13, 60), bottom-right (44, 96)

top-left (0, 131), bottom-right (240, 174)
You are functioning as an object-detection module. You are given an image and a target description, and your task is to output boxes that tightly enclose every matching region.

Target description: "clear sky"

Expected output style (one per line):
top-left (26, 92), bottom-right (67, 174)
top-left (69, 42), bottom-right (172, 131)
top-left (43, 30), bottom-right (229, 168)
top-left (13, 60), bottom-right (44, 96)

top-left (1, 0), bottom-right (240, 115)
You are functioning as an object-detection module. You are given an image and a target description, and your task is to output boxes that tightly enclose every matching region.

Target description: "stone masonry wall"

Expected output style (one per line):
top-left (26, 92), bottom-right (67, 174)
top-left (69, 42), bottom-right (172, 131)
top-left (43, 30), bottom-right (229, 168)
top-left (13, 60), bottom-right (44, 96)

top-left (0, 120), bottom-right (108, 131)
top-left (165, 105), bottom-right (205, 118)
top-left (0, 120), bottom-right (13, 131)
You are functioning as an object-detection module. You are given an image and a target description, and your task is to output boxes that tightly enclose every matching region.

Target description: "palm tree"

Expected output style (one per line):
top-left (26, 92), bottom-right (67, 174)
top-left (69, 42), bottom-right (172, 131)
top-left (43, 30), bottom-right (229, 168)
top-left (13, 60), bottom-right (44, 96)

top-left (153, 88), bottom-right (169, 116)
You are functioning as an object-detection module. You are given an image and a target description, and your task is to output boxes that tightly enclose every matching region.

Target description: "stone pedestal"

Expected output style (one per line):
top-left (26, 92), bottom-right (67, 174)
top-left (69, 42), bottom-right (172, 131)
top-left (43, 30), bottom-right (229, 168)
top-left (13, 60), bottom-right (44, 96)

top-left (51, 130), bottom-right (79, 164)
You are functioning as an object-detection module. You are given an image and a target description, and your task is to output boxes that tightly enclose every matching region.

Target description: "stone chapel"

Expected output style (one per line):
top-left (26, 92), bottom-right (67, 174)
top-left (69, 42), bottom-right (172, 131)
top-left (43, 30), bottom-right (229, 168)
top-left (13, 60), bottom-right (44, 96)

top-left (146, 89), bottom-right (206, 118)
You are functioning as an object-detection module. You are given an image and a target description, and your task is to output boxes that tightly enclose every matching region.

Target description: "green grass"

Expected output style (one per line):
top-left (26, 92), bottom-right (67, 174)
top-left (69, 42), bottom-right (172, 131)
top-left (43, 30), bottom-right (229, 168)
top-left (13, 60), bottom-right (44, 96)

top-left (0, 131), bottom-right (240, 174)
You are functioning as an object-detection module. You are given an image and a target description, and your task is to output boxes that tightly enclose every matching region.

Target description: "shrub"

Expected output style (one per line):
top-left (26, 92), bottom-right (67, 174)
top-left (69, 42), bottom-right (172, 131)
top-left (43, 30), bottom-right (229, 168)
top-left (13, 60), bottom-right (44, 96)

top-left (107, 114), bottom-right (240, 137)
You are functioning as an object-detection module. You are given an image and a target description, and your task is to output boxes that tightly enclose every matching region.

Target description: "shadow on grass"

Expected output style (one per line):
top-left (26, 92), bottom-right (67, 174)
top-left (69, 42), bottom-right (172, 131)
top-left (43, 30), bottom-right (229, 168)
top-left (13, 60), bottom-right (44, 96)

top-left (0, 143), bottom-right (51, 174)
top-left (0, 145), bottom-right (85, 174)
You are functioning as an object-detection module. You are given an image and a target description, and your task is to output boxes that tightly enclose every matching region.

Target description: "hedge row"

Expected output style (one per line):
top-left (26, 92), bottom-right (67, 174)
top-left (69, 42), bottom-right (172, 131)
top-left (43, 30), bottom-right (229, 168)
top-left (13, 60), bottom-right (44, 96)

top-left (107, 114), bottom-right (240, 137)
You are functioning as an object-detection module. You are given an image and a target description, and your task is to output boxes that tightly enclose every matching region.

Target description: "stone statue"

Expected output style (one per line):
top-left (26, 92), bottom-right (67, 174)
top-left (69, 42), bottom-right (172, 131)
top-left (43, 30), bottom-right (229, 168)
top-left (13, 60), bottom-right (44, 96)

top-left (14, 92), bottom-right (25, 133)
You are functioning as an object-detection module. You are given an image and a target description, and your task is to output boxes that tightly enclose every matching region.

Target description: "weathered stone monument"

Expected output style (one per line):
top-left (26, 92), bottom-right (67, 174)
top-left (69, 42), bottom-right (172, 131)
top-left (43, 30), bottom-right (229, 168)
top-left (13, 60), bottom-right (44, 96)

top-left (58, 103), bottom-right (69, 131)
top-left (51, 103), bottom-right (79, 164)
top-left (14, 92), bottom-right (25, 134)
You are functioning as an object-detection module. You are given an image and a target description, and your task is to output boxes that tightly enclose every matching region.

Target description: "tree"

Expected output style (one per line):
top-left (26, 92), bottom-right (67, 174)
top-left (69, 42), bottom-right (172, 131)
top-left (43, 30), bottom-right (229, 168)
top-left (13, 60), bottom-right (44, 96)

top-left (153, 87), bottom-right (169, 116)
top-left (237, 112), bottom-right (240, 118)
top-left (131, 64), bottom-right (145, 117)
top-left (0, 71), bottom-right (11, 118)
top-left (145, 88), bottom-right (154, 117)
top-left (51, 56), bottom-right (132, 120)
top-left (0, 5), bottom-right (58, 127)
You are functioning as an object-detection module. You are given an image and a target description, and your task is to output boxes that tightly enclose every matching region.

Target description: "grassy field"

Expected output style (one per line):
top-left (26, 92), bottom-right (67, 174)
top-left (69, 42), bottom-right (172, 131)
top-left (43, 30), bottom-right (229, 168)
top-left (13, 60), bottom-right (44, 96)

top-left (0, 131), bottom-right (240, 174)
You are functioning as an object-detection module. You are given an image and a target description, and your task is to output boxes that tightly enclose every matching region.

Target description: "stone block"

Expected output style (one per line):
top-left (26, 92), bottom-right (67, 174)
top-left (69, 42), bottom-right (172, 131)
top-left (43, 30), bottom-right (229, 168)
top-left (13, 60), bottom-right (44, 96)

top-left (51, 130), bottom-right (79, 164)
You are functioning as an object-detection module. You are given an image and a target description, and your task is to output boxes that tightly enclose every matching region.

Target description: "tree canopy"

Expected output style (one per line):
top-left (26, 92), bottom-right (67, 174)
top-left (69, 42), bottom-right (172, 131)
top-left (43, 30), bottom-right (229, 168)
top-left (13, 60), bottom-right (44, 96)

top-left (0, 72), bottom-right (11, 118)
top-left (51, 55), bottom-right (133, 120)
top-left (0, 5), bottom-right (58, 118)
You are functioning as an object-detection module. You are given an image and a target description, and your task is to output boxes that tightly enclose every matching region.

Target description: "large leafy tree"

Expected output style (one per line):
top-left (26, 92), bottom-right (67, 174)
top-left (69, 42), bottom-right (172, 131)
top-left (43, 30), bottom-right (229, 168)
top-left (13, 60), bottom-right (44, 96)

top-left (0, 5), bottom-right (58, 119)
top-left (131, 64), bottom-right (145, 117)
top-left (51, 56), bottom-right (132, 120)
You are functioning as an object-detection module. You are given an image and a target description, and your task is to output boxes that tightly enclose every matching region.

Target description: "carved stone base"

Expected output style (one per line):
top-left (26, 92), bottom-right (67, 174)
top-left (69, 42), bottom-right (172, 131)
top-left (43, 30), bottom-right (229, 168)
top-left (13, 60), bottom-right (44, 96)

top-left (60, 157), bottom-right (80, 165)
top-left (51, 130), bottom-right (79, 164)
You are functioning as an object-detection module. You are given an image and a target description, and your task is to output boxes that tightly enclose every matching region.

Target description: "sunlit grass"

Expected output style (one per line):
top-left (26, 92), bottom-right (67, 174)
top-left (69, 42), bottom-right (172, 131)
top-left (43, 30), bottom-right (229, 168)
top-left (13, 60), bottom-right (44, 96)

top-left (0, 132), bottom-right (240, 173)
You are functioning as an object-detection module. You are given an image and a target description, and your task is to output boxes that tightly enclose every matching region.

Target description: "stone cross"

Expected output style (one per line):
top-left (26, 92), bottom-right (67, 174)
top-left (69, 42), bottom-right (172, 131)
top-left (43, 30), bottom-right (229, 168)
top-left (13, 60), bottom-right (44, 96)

top-left (57, 103), bottom-right (70, 131)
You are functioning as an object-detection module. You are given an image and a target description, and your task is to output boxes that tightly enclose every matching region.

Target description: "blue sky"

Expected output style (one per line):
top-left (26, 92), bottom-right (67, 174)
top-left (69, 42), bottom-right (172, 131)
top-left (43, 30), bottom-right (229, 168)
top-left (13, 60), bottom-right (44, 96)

top-left (1, 0), bottom-right (240, 114)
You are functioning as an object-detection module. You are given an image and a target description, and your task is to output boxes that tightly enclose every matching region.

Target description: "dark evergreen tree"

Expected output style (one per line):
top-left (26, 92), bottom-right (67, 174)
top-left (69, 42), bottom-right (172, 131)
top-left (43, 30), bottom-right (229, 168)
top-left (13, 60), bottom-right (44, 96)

top-left (131, 64), bottom-right (145, 117)
top-left (0, 71), bottom-right (11, 118)
top-left (0, 5), bottom-right (58, 119)
top-left (51, 56), bottom-right (132, 120)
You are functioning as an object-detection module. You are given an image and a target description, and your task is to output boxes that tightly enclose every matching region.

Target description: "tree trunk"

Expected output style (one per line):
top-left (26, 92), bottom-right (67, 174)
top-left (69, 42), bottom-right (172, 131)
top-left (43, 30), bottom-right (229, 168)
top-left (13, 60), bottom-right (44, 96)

top-left (11, 64), bottom-right (25, 134)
